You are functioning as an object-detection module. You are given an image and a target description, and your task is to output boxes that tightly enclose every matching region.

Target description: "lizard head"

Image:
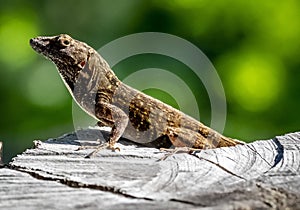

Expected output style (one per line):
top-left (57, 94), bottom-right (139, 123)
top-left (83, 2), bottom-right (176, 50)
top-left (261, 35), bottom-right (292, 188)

top-left (30, 34), bottom-right (91, 90)
top-left (30, 34), bottom-right (90, 69)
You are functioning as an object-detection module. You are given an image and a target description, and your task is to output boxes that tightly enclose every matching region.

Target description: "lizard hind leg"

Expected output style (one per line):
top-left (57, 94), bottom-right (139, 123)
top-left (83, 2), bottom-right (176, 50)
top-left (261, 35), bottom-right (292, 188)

top-left (165, 127), bottom-right (215, 149)
top-left (159, 127), bottom-right (214, 160)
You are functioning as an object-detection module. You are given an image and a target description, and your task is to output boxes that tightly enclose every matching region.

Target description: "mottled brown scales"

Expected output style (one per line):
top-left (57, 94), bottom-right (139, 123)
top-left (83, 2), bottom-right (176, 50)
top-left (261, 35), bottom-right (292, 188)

top-left (30, 34), bottom-right (244, 155)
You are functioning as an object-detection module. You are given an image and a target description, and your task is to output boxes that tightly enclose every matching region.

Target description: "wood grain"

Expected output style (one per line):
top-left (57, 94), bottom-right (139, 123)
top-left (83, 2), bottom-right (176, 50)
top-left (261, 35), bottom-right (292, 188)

top-left (2, 127), bottom-right (300, 209)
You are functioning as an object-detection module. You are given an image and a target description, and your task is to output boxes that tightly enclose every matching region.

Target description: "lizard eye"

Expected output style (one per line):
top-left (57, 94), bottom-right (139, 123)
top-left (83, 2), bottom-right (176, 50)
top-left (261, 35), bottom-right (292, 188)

top-left (61, 39), bottom-right (70, 47)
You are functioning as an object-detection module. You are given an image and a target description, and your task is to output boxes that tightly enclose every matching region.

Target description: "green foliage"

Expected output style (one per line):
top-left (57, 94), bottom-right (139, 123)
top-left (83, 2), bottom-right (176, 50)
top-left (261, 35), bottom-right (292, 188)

top-left (1, 0), bottom-right (299, 162)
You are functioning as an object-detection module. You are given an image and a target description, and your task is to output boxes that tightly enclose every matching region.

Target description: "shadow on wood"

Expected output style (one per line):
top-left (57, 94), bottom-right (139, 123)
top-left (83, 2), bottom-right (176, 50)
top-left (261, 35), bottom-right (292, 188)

top-left (1, 127), bottom-right (300, 209)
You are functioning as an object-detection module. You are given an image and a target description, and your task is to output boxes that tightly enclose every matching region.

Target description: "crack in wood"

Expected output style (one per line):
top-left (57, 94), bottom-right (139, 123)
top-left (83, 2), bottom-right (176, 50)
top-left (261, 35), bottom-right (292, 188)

top-left (192, 153), bottom-right (247, 180)
top-left (9, 165), bottom-right (154, 202)
top-left (245, 144), bottom-right (273, 168)
top-left (271, 137), bottom-right (284, 168)
top-left (169, 198), bottom-right (206, 207)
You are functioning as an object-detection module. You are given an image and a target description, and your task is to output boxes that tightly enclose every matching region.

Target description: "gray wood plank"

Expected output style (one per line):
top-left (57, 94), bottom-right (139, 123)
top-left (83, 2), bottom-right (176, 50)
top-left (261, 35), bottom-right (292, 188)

top-left (0, 168), bottom-right (195, 210)
top-left (5, 127), bottom-right (300, 209)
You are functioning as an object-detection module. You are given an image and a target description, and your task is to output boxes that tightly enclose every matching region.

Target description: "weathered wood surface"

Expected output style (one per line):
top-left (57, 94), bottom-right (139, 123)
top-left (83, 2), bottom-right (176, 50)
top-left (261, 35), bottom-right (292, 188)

top-left (1, 127), bottom-right (300, 209)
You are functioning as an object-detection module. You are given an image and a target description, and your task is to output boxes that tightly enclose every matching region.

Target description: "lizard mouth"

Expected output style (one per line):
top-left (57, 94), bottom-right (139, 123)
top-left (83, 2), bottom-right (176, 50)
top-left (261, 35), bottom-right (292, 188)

top-left (30, 36), bottom-right (58, 62)
top-left (30, 37), bottom-right (49, 54)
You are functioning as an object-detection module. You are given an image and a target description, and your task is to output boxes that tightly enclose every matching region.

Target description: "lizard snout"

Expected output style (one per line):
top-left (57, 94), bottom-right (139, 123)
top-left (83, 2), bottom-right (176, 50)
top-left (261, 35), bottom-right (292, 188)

top-left (30, 37), bottom-right (51, 55)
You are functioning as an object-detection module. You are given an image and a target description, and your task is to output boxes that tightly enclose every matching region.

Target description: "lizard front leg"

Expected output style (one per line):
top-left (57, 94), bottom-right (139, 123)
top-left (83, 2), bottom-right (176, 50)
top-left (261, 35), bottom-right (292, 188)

top-left (83, 102), bottom-right (129, 158)
top-left (100, 103), bottom-right (129, 148)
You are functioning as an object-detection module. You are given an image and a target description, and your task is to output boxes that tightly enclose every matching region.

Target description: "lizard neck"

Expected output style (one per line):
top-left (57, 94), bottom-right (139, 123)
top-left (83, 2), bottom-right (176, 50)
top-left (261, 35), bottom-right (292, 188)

top-left (56, 62), bottom-right (81, 92)
top-left (71, 50), bottom-right (121, 113)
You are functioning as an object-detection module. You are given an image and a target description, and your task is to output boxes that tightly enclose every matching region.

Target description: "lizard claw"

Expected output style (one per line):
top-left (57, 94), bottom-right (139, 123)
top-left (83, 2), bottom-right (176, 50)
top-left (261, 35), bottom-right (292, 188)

top-left (81, 143), bottom-right (121, 158)
top-left (159, 147), bottom-right (180, 161)
top-left (84, 142), bottom-right (110, 158)
top-left (159, 147), bottom-right (202, 161)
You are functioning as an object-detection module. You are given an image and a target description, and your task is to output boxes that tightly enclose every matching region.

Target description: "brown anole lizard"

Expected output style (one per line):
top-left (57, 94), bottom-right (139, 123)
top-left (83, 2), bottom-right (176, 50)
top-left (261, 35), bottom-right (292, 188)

top-left (30, 34), bottom-right (244, 157)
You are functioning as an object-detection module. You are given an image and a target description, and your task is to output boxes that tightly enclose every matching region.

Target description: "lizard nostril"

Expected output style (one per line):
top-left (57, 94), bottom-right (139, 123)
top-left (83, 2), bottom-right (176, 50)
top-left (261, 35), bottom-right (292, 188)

top-left (29, 38), bottom-right (39, 47)
top-left (29, 38), bottom-right (37, 48)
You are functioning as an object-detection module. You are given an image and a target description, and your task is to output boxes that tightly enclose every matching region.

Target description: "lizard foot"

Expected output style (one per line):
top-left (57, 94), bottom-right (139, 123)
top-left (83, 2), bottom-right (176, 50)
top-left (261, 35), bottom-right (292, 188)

top-left (76, 142), bottom-right (120, 158)
top-left (159, 147), bottom-right (202, 160)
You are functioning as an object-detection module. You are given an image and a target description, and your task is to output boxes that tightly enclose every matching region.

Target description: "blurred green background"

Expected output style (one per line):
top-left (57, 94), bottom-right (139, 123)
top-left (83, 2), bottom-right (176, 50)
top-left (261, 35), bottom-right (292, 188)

top-left (1, 0), bottom-right (300, 163)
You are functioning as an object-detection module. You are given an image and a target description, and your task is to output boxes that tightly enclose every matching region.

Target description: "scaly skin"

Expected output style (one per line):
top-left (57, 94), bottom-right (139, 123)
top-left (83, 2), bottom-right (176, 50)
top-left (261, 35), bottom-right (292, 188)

top-left (30, 34), bottom-right (244, 155)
